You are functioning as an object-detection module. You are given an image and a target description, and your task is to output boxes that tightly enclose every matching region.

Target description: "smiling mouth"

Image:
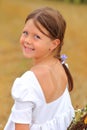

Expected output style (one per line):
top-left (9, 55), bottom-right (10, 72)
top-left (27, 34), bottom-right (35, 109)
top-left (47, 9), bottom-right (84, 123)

top-left (24, 45), bottom-right (35, 51)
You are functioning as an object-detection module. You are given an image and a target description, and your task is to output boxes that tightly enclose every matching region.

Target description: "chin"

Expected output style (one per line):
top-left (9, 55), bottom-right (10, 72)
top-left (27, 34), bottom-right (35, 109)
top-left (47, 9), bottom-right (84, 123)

top-left (22, 53), bottom-right (32, 58)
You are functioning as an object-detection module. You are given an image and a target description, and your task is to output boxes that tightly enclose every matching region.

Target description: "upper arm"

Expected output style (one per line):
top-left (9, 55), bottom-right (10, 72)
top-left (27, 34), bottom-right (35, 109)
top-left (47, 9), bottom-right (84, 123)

top-left (15, 123), bottom-right (30, 130)
top-left (11, 72), bottom-right (39, 128)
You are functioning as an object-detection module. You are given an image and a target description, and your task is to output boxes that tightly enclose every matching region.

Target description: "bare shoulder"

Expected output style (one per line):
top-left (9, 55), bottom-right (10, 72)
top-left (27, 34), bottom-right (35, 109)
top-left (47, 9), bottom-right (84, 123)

top-left (31, 65), bottom-right (50, 79)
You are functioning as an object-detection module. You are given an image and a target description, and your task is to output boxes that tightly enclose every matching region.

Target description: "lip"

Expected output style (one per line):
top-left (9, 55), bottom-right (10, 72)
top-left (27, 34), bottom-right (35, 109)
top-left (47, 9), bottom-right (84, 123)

top-left (23, 45), bottom-right (35, 51)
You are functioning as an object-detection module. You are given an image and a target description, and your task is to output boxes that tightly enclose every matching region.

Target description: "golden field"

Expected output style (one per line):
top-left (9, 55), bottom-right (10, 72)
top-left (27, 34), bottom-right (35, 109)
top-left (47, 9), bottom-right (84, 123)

top-left (0, 0), bottom-right (87, 129)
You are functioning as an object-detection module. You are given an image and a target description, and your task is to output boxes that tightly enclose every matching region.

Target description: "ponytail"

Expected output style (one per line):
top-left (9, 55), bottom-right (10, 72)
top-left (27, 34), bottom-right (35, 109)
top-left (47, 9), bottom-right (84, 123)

top-left (62, 64), bottom-right (73, 92)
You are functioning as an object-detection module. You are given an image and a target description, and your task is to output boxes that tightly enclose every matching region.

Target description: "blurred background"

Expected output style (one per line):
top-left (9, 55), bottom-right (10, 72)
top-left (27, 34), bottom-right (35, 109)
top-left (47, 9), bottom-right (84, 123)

top-left (0, 0), bottom-right (87, 129)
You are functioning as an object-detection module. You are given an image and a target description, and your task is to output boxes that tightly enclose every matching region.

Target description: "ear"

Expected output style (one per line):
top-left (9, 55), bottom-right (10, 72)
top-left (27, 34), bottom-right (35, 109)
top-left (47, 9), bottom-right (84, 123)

top-left (49, 39), bottom-right (60, 51)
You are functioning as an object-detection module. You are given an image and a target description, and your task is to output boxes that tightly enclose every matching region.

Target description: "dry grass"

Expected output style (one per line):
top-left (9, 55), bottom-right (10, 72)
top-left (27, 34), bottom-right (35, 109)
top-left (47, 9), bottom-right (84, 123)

top-left (0, 0), bottom-right (87, 129)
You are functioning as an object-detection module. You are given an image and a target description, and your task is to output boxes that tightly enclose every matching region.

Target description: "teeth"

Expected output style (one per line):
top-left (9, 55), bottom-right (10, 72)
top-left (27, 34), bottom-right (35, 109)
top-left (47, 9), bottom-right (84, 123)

top-left (23, 43), bottom-right (35, 51)
top-left (25, 46), bottom-right (34, 51)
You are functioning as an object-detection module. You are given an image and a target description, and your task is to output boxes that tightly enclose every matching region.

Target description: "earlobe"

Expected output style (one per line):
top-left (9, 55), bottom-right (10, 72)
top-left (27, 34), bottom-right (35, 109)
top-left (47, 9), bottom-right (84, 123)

top-left (49, 39), bottom-right (60, 51)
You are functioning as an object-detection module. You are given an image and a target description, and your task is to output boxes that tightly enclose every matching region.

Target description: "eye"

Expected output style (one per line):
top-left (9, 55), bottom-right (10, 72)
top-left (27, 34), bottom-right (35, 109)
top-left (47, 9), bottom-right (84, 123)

top-left (22, 31), bottom-right (28, 36)
top-left (34, 34), bottom-right (41, 40)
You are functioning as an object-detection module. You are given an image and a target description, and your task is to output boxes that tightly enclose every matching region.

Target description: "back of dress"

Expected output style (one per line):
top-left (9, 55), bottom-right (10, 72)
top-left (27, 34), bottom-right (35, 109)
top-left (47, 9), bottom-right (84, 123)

top-left (30, 75), bottom-right (74, 130)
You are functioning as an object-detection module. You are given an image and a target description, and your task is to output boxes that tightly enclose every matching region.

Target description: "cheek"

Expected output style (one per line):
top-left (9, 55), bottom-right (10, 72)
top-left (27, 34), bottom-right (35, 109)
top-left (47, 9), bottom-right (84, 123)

top-left (20, 36), bottom-right (24, 45)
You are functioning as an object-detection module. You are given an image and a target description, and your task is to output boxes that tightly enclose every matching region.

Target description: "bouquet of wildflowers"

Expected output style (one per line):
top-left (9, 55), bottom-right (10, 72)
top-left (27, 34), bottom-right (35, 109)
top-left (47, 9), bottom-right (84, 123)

top-left (67, 105), bottom-right (87, 130)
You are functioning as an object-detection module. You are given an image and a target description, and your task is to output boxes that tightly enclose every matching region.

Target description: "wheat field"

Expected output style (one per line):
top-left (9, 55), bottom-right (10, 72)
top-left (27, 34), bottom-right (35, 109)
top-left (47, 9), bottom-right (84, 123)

top-left (0, 0), bottom-right (87, 129)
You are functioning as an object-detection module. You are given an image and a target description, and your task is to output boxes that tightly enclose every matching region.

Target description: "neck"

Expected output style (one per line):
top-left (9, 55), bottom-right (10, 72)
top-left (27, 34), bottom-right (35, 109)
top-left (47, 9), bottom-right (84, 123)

top-left (32, 55), bottom-right (58, 67)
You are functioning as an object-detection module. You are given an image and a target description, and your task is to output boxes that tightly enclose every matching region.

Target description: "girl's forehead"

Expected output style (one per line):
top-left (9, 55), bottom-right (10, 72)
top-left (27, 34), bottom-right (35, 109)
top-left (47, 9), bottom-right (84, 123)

top-left (24, 19), bottom-right (50, 36)
top-left (24, 19), bottom-right (37, 29)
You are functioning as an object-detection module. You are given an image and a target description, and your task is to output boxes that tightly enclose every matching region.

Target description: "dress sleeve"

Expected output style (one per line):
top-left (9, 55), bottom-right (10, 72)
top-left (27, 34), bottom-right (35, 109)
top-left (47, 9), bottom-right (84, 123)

top-left (10, 71), bottom-right (41, 125)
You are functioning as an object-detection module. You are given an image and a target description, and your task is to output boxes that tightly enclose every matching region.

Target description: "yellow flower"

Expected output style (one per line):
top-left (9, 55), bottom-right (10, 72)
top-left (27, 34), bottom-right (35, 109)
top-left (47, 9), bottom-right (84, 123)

top-left (84, 116), bottom-right (87, 124)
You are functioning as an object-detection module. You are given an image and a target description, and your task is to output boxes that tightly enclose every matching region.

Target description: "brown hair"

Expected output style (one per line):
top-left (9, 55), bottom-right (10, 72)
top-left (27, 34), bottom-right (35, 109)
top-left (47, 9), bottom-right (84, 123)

top-left (25, 7), bottom-right (73, 91)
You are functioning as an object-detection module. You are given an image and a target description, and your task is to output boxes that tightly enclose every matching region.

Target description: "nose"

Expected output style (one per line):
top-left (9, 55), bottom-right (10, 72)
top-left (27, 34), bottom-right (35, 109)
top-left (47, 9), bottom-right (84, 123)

top-left (24, 35), bottom-right (32, 45)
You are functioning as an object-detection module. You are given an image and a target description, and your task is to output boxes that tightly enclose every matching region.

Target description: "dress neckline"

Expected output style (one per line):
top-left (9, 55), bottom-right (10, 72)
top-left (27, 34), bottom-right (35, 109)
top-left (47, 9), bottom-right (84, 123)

top-left (29, 71), bottom-right (68, 105)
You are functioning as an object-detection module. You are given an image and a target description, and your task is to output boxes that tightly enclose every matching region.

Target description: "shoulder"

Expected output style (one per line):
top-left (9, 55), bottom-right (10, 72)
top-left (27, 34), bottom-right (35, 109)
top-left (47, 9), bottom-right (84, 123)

top-left (11, 71), bottom-right (42, 102)
top-left (30, 65), bottom-right (51, 89)
top-left (31, 65), bottom-right (51, 80)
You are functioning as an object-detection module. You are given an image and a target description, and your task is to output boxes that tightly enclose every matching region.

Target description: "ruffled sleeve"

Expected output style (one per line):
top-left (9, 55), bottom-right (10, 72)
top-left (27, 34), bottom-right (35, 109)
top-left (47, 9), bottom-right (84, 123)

top-left (10, 71), bottom-right (42, 125)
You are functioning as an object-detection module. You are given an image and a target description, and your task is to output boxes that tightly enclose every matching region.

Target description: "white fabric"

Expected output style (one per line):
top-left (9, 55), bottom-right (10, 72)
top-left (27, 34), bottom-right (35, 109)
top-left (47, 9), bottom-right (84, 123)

top-left (4, 71), bottom-right (74, 130)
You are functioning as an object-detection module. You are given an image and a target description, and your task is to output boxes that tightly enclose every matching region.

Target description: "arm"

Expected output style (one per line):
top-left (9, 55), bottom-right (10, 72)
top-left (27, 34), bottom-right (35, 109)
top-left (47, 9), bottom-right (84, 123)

top-left (15, 123), bottom-right (30, 130)
top-left (11, 72), bottom-right (37, 130)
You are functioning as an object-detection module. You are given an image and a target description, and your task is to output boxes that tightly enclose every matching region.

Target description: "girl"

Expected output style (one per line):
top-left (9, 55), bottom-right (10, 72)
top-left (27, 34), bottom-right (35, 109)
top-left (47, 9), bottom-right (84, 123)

top-left (4, 7), bottom-right (74, 130)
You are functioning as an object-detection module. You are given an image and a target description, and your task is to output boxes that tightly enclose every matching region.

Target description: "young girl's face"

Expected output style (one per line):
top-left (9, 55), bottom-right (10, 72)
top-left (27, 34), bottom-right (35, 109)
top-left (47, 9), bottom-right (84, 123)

top-left (20, 19), bottom-right (54, 62)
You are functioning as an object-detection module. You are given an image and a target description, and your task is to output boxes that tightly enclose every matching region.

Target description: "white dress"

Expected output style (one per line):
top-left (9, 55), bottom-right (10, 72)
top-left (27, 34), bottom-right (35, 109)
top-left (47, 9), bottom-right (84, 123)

top-left (4, 71), bottom-right (74, 130)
